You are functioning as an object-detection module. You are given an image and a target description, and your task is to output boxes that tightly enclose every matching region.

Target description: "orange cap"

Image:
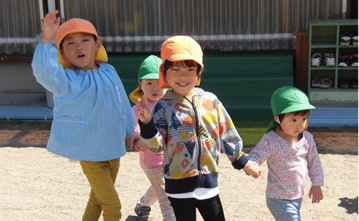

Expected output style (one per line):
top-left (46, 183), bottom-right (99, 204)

top-left (159, 36), bottom-right (204, 88)
top-left (55, 18), bottom-right (108, 69)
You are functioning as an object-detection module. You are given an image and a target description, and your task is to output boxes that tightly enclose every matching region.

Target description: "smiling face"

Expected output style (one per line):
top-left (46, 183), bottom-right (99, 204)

top-left (275, 111), bottom-right (309, 143)
top-left (140, 79), bottom-right (167, 103)
top-left (164, 61), bottom-right (200, 99)
top-left (60, 32), bottom-right (101, 70)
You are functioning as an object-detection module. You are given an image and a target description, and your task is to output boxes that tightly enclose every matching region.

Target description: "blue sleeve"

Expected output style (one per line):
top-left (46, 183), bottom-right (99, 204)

top-left (31, 42), bottom-right (71, 96)
top-left (117, 75), bottom-right (135, 138)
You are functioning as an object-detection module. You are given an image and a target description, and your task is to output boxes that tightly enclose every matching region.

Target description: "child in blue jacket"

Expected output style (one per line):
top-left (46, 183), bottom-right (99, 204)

top-left (31, 11), bottom-right (135, 220)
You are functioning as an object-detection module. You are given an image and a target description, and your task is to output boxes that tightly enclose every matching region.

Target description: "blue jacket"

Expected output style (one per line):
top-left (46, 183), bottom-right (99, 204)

top-left (32, 43), bottom-right (135, 161)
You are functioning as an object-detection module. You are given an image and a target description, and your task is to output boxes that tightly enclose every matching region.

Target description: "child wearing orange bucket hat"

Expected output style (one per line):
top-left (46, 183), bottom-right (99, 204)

top-left (31, 11), bottom-right (136, 220)
top-left (136, 36), bottom-right (261, 221)
top-left (128, 55), bottom-right (175, 221)
top-left (249, 86), bottom-right (324, 220)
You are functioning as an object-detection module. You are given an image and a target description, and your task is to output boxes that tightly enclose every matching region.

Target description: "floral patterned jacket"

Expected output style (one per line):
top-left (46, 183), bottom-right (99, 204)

top-left (140, 88), bottom-right (248, 194)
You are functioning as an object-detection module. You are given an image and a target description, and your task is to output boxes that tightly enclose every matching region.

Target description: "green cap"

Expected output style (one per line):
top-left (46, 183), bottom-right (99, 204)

top-left (129, 55), bottom-right (162, 104)
top-left (137, 55), bottom-right (162, 82)
top-left (267, 86), bottom-right (315, 132)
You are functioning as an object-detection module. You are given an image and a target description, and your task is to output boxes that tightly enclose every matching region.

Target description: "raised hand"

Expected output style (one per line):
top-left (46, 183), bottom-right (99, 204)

top-left (136, 95), bottom-right (152, 124)
top-left (41, 10), bottom-right (61, 44)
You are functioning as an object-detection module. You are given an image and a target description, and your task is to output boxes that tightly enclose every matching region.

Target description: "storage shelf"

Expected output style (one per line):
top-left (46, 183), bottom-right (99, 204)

top-left (308, 19), bottom-right (358, 103)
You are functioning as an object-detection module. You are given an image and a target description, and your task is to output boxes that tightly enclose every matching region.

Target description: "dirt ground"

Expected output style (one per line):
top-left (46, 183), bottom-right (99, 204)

top-left (0, 120), bottom-right (358, 220)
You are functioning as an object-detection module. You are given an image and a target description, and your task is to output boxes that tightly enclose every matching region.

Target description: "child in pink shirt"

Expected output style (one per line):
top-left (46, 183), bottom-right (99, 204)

top-left (129, 55), bottom-right (176, 221)
top-left (249, 86), bottom-right (324, 221)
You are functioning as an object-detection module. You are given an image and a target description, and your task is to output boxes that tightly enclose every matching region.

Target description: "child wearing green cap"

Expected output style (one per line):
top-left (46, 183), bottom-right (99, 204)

top-left (249, 86), bottom-right (324, 221)
top-left (136, 36), bottom-right (261, 221)
top-left (129, 55), bottom-right (175, 221)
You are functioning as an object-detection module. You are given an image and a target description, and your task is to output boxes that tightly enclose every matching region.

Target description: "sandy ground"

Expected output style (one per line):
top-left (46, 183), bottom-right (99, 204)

top-left (0, 146), bottom-right (357, 221)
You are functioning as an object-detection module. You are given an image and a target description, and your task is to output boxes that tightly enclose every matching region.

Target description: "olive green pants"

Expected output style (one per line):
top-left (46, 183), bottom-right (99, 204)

top-left (80, 159), bottom-right (121, 221)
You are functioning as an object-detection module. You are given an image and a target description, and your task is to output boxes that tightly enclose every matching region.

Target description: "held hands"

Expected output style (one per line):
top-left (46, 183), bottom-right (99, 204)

top-left (243, 160), bottom-right (262, 179)
top-left (308, 186), bottom-right (323, 203)
top-left (128, 134), bottom-right (147, 151)
top-left (136, 95), bottom-right (152, 125)
top-left (42, 10), bottom-right (61, 44)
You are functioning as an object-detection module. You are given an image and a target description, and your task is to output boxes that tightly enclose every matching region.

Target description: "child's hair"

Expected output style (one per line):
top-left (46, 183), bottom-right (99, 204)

top-left (59, 35), bottom-right (98, 49)
top-left (277, 110), bottom-right (310, 122)
top-left (163, 60), bottom-right (203, 78)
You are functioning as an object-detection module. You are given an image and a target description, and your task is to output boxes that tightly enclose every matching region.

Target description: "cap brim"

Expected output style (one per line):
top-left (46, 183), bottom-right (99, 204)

top-left (167, 54), bottom-right (204, 68)
top-left (280, 103), bottom-right (316, 115)
top-left (140, 73), bottom-right (159, 80)
top-left (58, 45), bottom-right (108, 69)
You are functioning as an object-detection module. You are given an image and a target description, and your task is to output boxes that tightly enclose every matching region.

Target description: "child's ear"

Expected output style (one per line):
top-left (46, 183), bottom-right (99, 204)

top-left (96, 37), bottom-right (103, 51)
top-left (60, 49), bottom-right (67, 60)
top-left (274, 116), bottom-right (281, 125)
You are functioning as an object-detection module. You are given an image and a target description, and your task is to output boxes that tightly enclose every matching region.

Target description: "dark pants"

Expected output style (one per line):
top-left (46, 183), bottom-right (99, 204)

top-left (168, 195), bottom-right (225, 221)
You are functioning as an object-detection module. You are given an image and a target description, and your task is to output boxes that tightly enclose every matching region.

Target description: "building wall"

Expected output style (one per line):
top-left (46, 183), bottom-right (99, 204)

top-left (0, 62), bottom-right (44, 93)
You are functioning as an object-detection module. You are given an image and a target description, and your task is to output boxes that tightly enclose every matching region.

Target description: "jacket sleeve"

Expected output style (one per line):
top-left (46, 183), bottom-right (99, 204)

top-left (306, 132), bottom-right (324, 186)
top-left (117, 75), bottom-right (135, 139)
top-left (216, 99), bottom-right (248, 170)
top-left (139, 102), bottom-right (166, 153)
top-left (31, 42), bottom-right (71, 96)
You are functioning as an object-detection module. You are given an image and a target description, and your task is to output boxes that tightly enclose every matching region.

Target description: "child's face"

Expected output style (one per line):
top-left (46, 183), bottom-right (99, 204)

top-left (276, 112), bottom-right (309, 140)
top-left (140, 79), bottom-right (167, 103)
top-left (165, 62), bottom-right (200, 98)
top-left (60, 32), bottom-right (101, 70)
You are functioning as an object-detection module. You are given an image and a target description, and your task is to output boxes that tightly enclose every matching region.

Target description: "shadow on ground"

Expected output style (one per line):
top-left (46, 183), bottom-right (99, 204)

top-left (338, 196), bottom-right (358, 214)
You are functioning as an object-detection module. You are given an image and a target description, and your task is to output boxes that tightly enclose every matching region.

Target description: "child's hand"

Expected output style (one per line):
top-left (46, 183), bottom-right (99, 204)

top-left (137, 96), bottom-right (152, 124)
top-left (42, 10), bottom-right (61, 44)
top-left (133, 138), bottom-right (148, 152)
top-left (308, 186), bottom-right (323, 203)
top-left (127, 134), bottom-right (136, 149)
top-left (243, 160), bottom-right (262, 179)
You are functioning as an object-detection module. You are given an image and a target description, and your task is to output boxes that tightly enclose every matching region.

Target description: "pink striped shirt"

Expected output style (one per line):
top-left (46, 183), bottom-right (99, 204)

top-left (132, 102), bottom-right (164, 167)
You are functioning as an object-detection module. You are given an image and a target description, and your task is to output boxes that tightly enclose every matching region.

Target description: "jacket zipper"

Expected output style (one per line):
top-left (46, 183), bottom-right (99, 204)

top-left (184, 96), bottom-right (202, 186)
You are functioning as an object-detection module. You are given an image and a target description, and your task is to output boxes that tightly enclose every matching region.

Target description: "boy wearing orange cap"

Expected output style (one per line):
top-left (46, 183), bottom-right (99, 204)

top-left (136, 36), bottom-right (261, 221)
top-left (31, 11), bottom-right (135, 220)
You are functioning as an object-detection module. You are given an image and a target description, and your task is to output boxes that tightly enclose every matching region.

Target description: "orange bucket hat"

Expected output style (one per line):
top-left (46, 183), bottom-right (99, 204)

top-left (55, 18), bottom-right (108, 69)
top-left (159, 36), bottom-right (204, 88)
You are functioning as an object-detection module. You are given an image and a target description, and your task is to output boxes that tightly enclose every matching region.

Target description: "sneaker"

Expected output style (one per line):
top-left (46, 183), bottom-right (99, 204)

top-left (311, 53), bottom-right (322, 66)
top-left (311, 78), bottom-right (322, 88)
top-left (323, 53), bottom-right (335, 66)
top-left (134, 203), bottom-right (153, 221)
top-left (319, 78), bottom-right (332, 89)
top-left (340, 33), bottom-right (352, 46)
top-left (349, 54), bottom-right (358, 67)
top-left (352, 33), bottom-right (358, 45)
top-left (338, 54), bottom-right (350, 67)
